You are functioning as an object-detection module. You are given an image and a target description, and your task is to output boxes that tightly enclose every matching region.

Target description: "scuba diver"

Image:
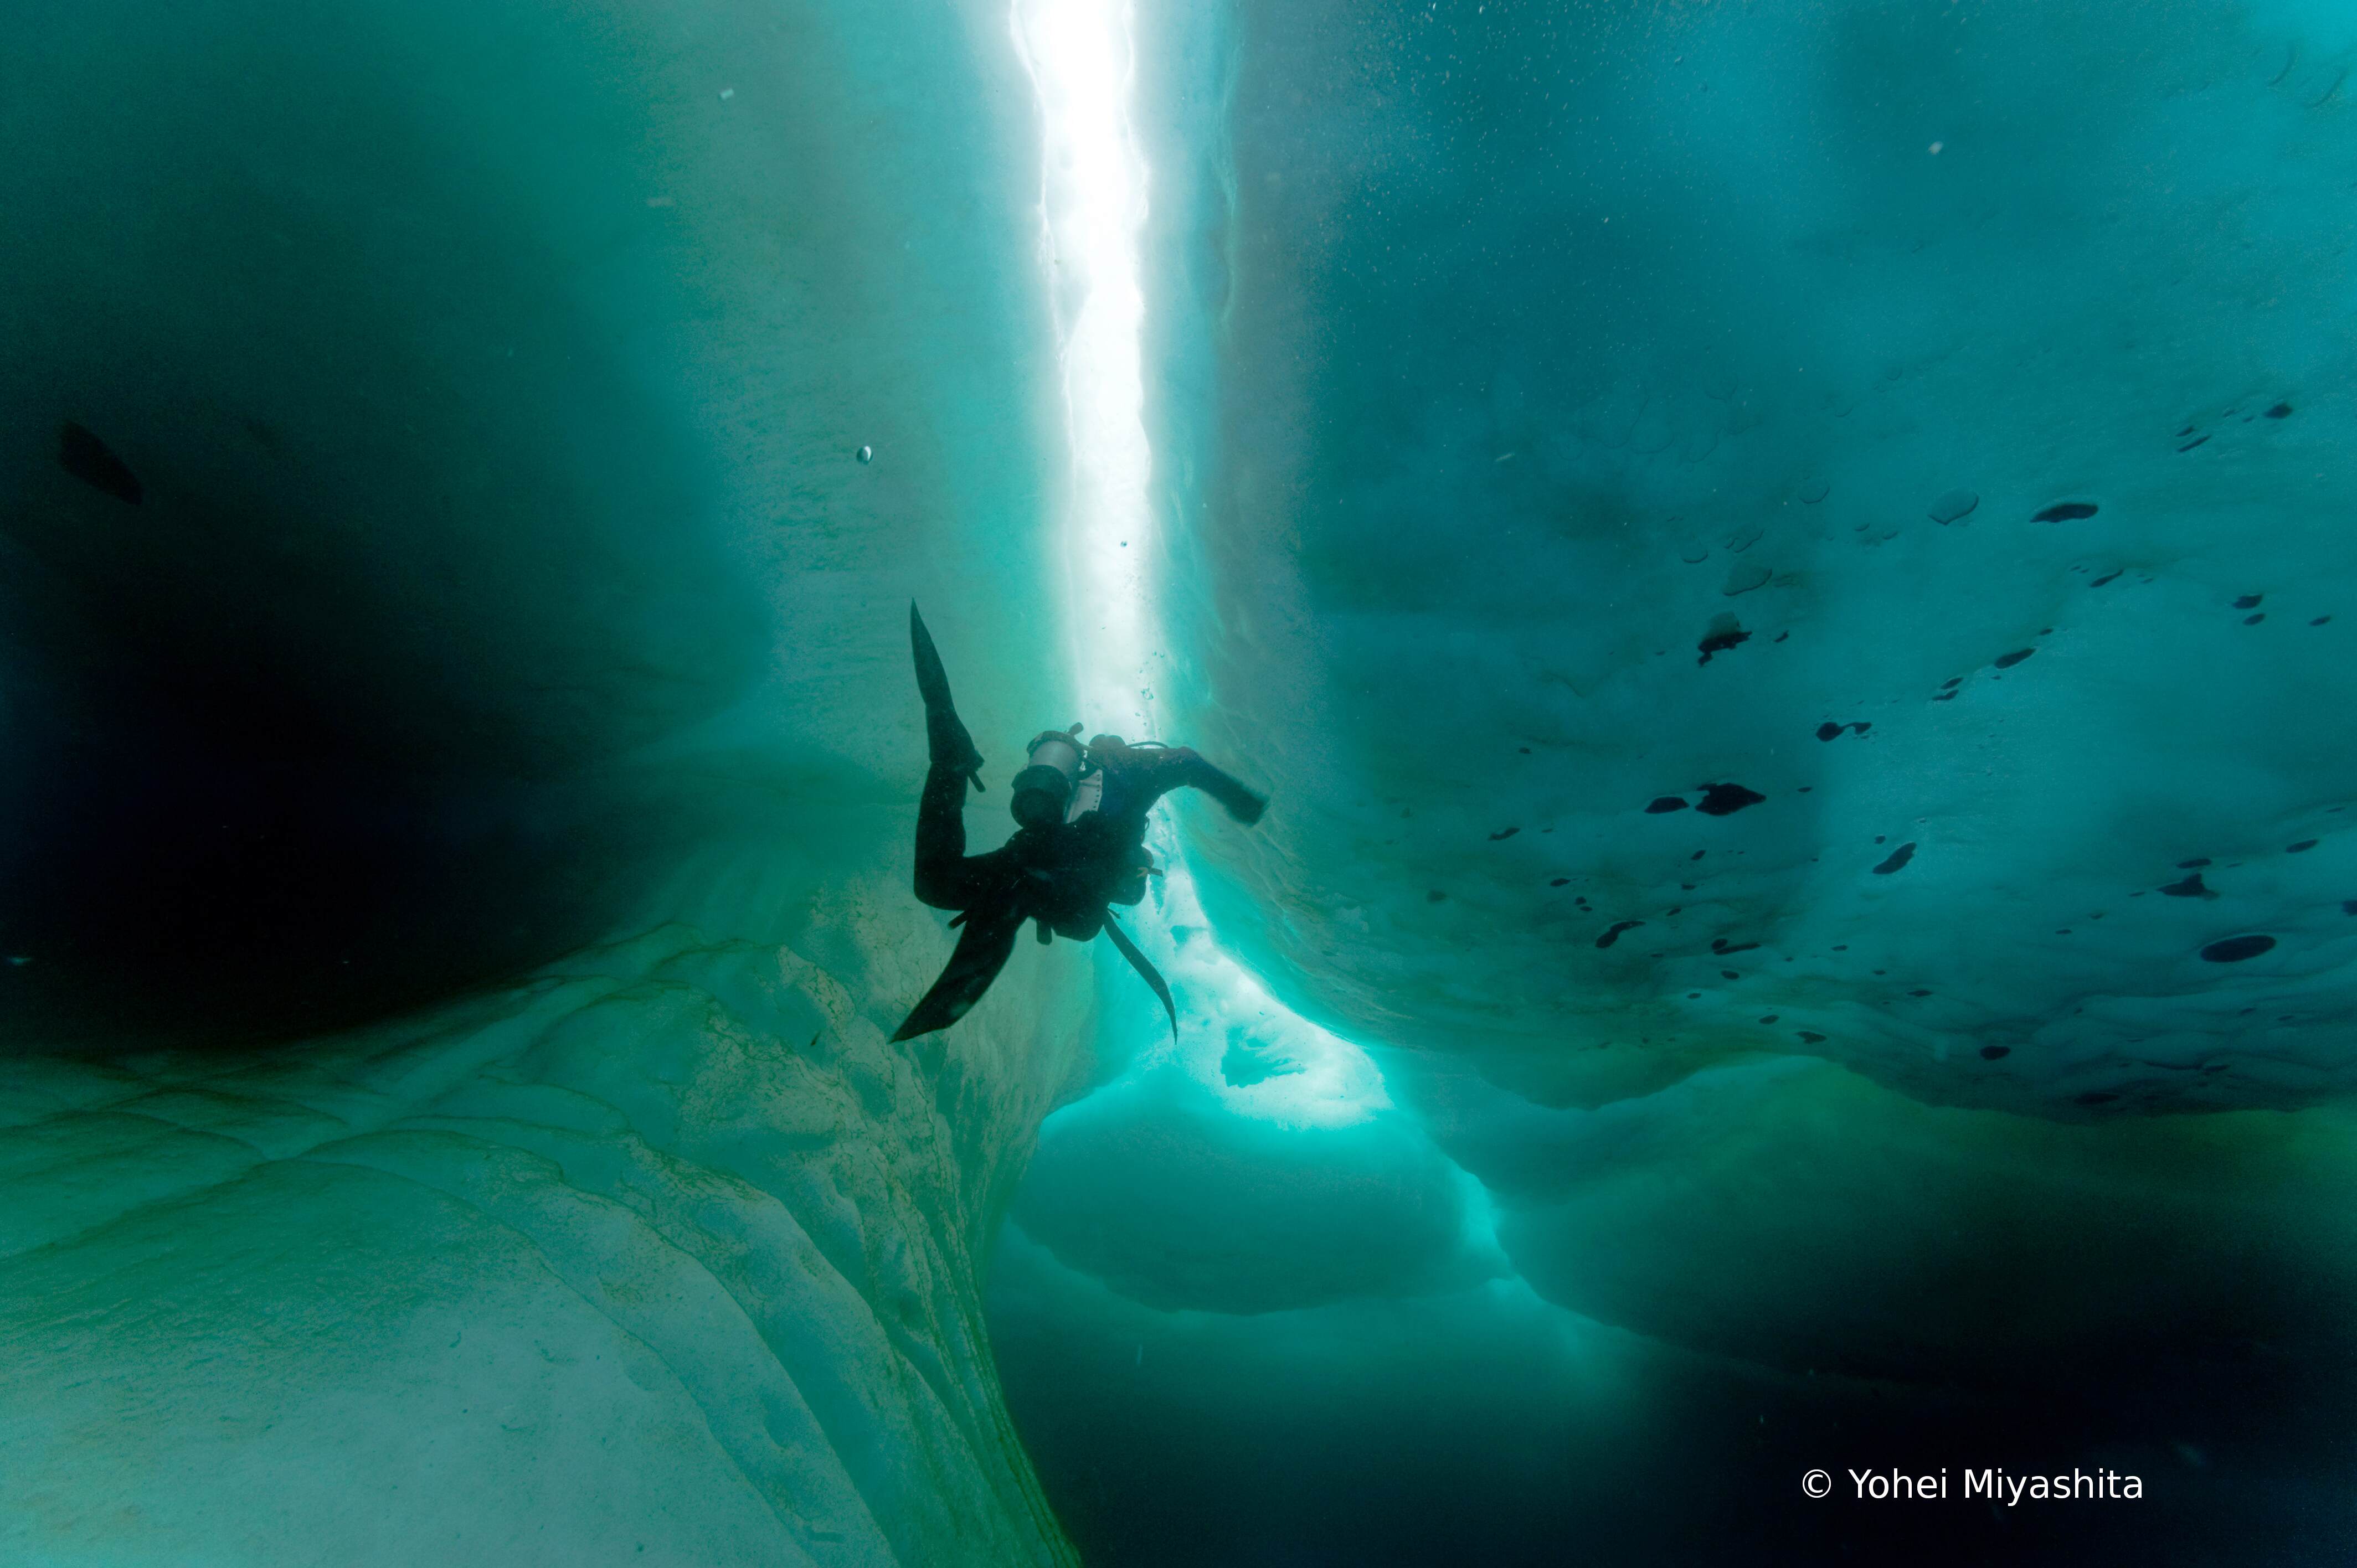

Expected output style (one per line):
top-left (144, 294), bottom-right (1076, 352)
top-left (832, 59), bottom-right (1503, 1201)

top-left (894, 603), bottom-right (1268, 1043)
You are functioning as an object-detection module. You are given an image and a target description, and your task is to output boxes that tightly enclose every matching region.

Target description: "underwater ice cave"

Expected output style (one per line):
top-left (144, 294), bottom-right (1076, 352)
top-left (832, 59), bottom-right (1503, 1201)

top-left (6, 0), bottom-right (2357, 1562)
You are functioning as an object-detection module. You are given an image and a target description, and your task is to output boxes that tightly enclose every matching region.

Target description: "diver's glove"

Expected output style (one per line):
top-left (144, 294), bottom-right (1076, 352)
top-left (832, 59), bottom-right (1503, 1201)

top-left (910, 601), bottom-right (986, 791)
top-left (1191, 759), bottom-right (1268, 826)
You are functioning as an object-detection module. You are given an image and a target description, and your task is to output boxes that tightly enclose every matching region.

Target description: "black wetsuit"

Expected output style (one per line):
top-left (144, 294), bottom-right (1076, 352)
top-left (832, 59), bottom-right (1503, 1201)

top-left (894, 604), bottom-right (1265, 1043)
top-left (896, 740), bottom-right (1257, 1041)
top-left (919, 741), bottom-right (1244, 921)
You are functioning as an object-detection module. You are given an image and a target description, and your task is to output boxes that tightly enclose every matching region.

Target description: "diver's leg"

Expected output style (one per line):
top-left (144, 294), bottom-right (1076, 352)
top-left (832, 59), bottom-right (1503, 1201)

top-left (913, 762), bottom-right (975, 909)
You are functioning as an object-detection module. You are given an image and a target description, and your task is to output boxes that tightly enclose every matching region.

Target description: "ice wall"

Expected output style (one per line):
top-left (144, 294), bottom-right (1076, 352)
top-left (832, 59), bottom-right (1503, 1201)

top-left (0, 1), bottom-right (1093, 1561)
top-left (985, 1), bottom-right (2357, 1562)
top-left (1168, 0), bottom-right (2357, 1120)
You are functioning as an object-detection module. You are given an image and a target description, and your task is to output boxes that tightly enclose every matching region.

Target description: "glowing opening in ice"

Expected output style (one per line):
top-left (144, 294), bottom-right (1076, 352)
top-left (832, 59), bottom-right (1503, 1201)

top-left (1012, 0), bottom-right (1385, 1128)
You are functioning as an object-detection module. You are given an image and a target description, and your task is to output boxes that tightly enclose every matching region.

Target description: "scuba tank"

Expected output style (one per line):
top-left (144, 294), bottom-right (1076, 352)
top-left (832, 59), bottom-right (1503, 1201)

top-left (1010, 726), bottom-right (1085, 827)
top-left (1009, 725), bottom-right (1149, 829)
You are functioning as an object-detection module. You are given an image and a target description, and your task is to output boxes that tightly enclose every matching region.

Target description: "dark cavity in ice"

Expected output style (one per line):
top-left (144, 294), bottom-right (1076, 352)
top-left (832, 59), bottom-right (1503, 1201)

top-left (1872, 842), bottom-right (1917, 875)
top-left (2200, 933), bottom-right (2277, 963)
top-left (1694, 783), bottom-right (1766, 816)
top-left (1697, 615), bottom-right (1750, 666)
top-left (58, 421), bottom-right (142, 506)
top-left (1646, 796), bottom-right (1690, 813)
top-left (2034, 502), bottom-right (2098, 522)
top-left (1993, 648), bottom-right (2036, 669)
top-left (1596, 920), bottom-right (1645, 948)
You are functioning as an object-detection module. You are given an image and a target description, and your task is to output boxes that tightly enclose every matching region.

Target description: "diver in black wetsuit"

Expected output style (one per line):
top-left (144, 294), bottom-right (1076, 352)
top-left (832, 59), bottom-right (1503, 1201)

top-left (894, 604), bottom-right (1267, 1043)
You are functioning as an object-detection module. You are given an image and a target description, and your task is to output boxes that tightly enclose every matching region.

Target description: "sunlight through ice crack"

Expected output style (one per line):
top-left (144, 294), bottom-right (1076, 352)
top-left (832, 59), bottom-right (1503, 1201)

top-left (1011, 0), bottom-right (1385, 1126)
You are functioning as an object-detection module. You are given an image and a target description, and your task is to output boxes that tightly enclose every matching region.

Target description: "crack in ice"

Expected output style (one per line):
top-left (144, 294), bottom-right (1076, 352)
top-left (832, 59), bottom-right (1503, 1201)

top-left (1012, 0), bottom-right (1385, 1128)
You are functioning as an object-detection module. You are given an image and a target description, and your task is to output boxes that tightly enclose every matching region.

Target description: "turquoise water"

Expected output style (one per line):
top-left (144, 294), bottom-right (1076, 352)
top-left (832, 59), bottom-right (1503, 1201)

top-left (3, 0), bottom-right (2355, 1562)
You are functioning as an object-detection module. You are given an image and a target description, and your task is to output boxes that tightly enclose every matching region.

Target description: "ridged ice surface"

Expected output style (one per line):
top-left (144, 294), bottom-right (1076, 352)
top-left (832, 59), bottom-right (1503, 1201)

top-left (0, 0), bottom-right (1091, 1561)
top-left (2, 908), bottom-right (1086, 1565)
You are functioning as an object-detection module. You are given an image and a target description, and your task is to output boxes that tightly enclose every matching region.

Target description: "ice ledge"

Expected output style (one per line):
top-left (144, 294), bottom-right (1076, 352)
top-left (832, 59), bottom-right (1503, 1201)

top-left (0, 906), bottom-right (1090, 1566)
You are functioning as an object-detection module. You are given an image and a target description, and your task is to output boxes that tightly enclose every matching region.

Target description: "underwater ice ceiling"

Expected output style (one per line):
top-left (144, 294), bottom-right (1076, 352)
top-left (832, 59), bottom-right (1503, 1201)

top-left (4, 0), bottom-right (2357, 1564)
top-left (1164, 0), bottom-right (2357, 1121)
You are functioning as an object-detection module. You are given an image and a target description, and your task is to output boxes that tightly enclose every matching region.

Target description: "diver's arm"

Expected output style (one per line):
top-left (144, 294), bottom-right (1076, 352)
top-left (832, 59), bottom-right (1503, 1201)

top-left (1171, 749), bottom-right (1268, 825)
top-left (1093, 739), bottom-right (1267, 825)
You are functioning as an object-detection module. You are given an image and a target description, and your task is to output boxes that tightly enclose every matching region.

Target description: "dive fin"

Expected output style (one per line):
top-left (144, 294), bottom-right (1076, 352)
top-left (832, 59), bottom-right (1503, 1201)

top-left (910, 601), bottom-right (987, 791)
top-left (892, 904), bottom-right (1024, 1041)
top-left (1101, 912), bottom-right (1178, 1044)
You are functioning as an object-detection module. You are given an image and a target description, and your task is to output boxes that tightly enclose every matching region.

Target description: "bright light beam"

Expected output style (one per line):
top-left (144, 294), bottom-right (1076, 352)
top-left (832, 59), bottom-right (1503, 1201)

top-left (1013, 0), bottom-right (1385, 1127)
